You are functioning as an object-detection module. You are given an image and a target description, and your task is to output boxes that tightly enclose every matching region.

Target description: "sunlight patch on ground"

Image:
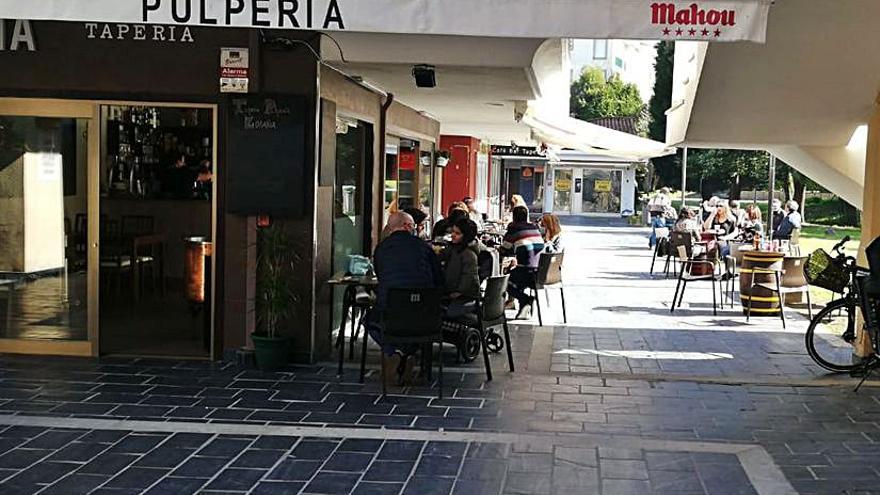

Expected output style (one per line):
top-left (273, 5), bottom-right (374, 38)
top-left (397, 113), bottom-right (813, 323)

top-left (555, 348), bottom-right (734, 360)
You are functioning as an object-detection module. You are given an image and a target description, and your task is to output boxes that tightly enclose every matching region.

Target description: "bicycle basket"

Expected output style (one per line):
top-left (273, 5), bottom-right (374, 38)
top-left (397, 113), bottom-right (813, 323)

top-left (805, 249), bottom-right (849, 293)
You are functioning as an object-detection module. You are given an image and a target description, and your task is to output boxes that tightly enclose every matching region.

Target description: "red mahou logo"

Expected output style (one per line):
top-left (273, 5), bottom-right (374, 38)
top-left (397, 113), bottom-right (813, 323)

top-left (651, 2), bottom-right (736, 27)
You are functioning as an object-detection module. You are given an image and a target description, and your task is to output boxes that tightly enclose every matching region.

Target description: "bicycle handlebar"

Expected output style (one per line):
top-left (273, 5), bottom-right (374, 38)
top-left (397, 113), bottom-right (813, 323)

top-left (833, 235), bottom-right (851, 254)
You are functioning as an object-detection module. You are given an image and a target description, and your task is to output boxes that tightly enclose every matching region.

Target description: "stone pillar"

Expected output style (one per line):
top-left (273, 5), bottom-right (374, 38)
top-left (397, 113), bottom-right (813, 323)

top-left (855, 98), bottom-right (880, 358)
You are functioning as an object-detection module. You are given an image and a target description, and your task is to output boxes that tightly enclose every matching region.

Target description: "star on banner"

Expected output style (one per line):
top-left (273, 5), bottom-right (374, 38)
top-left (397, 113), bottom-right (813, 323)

top-left (675, 28), bottom-right (683, 36)
top-left (714, 29), bottom-right (721, 37)
top-left (662, 27), bottom-right (671, 36)
top-left (701, 28), bottom-right (710, 36)
top-left (688, 28), bottom-right (697, 36)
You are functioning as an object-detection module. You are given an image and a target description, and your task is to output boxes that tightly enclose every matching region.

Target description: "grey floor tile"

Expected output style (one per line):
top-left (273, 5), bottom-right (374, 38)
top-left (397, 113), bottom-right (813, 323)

top-left (363, 461), bottom-right (415, 483)
top-left (40, 474), bottom-right (109, 495)
top-left (204, 468), bottom-right (267, 491)
top-left (304, 472), bottom-right (361, 494)
top-left (169, 457), bottom-right (229, 478)
top-left (251, 481), bottom-right (307, 494)
top-left (404, 476), bottom-right (454, 495)
top-left (104, 467), bottom-right (170, 490)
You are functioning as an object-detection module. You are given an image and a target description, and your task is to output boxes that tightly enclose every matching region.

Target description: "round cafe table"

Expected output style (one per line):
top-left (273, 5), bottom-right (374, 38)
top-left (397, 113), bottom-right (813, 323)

top-left (739, 249), bottom-right (784, 316)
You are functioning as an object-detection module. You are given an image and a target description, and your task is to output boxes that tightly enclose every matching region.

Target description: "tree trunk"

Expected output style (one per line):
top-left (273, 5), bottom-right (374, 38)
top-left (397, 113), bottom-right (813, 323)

top-left (729, 174), bottom-right (741, 200)
top-left (793, 176), bottom-right (806, 222)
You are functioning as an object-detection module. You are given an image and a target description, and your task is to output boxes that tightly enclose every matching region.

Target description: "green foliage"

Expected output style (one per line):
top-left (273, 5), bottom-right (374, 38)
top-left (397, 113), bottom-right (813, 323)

top-left (686, 149), bottom-right (769, 197)
top-left (647, 41), bottom-right (679, 188)
top-left (570, 67), bottom-right (644, 121)
top-left (804, 196), bottom-right (861, 228)
top-left (256, 225), bottom-right (302, 338)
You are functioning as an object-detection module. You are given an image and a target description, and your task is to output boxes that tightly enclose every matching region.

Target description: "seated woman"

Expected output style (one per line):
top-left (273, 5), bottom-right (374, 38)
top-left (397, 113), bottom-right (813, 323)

top-left (432, 202), bottom-right (468, 241)
top-left (442, 217), bottom-right (484, 319)
top-left (540, 213), bottom-right (563, 253)
top-left (673, 207), bottom-right (701, 241)
top-left (702, 202), bottom-right (739, 257)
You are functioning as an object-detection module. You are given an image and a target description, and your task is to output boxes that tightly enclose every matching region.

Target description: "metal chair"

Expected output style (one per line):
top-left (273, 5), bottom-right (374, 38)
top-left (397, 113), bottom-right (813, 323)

top-left (664, 232), bottom-right (695, 278)
top-left (380, 288), bottom-right (444, 398)
top-left (780, 255), bottom-right (813, 320)
top-left (478, 275), bottom-right (515, 373)
top-left (650, 235), bottom-right (669, 275)
top-left (530, 252), bottom-right (566, 326)
top-left (670, 245), bottom-right (724, 316)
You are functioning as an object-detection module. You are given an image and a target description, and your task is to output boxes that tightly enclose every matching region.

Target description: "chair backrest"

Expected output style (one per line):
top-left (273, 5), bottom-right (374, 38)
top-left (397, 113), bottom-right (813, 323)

top-left (382, 288), bottom-right (442, 342)
top-left (782, 255), bottom-right (809, 288)
top-left (676, 245), bottom-right (689, 260)
top-left (482, 275), bottom-right (509, 322)
top-left (122, 215), bottom-right (155, 238)
top-left (536, 252), bottom-right (564, 287)
top-left (669, 232), bottom-right (693, 258)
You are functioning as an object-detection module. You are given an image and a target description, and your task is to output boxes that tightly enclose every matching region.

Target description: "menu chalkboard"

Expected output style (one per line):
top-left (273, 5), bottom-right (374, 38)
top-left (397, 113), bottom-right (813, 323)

top-left (226, 95), bottom-right (307, 215)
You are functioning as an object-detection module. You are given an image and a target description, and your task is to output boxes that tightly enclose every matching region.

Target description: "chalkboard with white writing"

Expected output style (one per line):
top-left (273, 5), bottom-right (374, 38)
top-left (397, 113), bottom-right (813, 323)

top-left (227, 95), bottom-right (307, 215)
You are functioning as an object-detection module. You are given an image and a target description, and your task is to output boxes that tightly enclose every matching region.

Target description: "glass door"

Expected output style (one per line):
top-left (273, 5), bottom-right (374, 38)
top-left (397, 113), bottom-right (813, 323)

top-left (553, 168), bottom-right (573, 214)
top-left (0, 99), bottom-right (99, 356)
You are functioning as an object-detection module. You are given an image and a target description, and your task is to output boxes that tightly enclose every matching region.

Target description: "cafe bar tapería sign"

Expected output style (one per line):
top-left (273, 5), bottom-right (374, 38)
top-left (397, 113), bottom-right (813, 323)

top-left (0, 0), bottom-right (772, 42)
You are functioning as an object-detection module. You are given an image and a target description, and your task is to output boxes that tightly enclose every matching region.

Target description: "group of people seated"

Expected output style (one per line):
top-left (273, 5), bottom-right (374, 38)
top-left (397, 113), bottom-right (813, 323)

top-left (660, 192), bottom-right (802, 259)
top-left (367, 195), bottom-right (563, 384)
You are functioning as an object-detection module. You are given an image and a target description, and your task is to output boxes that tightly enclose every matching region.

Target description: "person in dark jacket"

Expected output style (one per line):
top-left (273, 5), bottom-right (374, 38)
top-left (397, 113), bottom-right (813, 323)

top-left (442, 217), bottom-right (484, 318)
top-left (432, 202), bottom-right (468, 241)
top-left (369, 212), bottom-right (443, 382)
top-left (500, 206), bottom-right (545, 319)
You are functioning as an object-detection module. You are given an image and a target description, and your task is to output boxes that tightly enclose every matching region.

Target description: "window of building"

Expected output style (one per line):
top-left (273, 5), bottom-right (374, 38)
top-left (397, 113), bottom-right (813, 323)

top-left (593, 39), bottom-right (608, 60)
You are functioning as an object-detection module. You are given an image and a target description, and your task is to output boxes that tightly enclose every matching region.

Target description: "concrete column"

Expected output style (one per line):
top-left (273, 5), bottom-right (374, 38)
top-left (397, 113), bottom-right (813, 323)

top-left (855, 101), bottom-right (880, 358)
top-left (543, 163), bottom-right (555, 213)
top-left (571, 168), bottom-right (584, 215)
top-left (621, 166), bottom-right (637, 216)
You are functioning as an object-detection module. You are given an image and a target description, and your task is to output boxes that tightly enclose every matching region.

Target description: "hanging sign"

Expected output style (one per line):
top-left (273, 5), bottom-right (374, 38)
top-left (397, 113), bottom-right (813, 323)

top-left (595, 179), bottom-right (612, 192)
top-left (220, 47), bottom-right (249, 93)
top-left (0, 1), bottom-right (772, 43)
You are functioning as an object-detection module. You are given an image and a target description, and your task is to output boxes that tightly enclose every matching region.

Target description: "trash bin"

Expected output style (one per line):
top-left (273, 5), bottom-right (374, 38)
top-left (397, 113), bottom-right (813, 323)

top-left (184, 236), bottom-right (213, 304)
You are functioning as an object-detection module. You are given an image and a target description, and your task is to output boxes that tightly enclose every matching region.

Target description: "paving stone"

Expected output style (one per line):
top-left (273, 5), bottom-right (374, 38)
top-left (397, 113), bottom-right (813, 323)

top-left (415, 455), bottom-right (464, 477)
top-left (458, 458), bottom-right (507, 482)
top-left (169, 456), bottom-right (229, 478)
top-left (339, 438), bottom-right (384, 453)
top-left (108, 434), bottom-right (167, 454)
top-left (143, 476), bottom-right (207, 494)
top-left (231, 449), bottom-right (286, 469)
top-left (404, 476), bottom-right (455, 495)
top-left (252, 435), bottom-right (300, 450)
top-left (353, 481), bottom-right (405, 495)
top-left (291, 439), bottom-right (338, 460)
top-left (452, 479), bottom-right (504, 495)
top-left (601, 479), bottom-right (651, 495)
top-left (21, 430), bottom-right (86, 449)
top-left (197, 438), bottom-right (252, 458)
top-left (40, 474), bottom-right (109, 495)
top-left (553, 447), bottom-right (597, 467)
top-left (251, 481), bottom-right (307, 494)
top-left (205, 468), bottom-right (267, 491)
top-left (600, 459), bottom-right (649, 480)
top-left (4, 461), bottom-right (78, 485)
top-left (78, 452), bottom-right (139, 475)
top-left (363, 460), bottom-right (415, 483)
top-left (105, 467), bottom-right (170, 490)
top-left (303, 472), bottom-right (361, 494)
top-left (0, 449), bottom-right (52, 469)
top-left (503, 471), bottom-right (551, 495)
top-left (378, 440), bottom-right (424, 460)
top-left (267, 459), bottom-right (323, 481)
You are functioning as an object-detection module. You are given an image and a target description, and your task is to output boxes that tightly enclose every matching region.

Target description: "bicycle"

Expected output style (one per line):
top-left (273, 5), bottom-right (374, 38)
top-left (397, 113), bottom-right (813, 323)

top-left (804, 235), bottom-right (880, 389)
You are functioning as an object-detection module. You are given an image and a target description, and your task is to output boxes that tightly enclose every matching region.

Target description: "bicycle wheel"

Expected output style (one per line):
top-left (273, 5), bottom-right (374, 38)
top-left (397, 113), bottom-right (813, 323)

top-left (805, 298), bottom-right (859, 372)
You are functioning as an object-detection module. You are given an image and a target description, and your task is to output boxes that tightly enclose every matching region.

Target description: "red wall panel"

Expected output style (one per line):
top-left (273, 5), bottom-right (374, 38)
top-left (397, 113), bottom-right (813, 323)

top-left (439, 135), bottom-right (479, 213)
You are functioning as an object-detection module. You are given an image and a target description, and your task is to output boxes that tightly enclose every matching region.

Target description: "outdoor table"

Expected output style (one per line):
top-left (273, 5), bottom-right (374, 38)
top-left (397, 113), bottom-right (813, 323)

top-left (738, 248), bottom-right (798, 316)
top-left (327, 272), bottom-right (378, 376)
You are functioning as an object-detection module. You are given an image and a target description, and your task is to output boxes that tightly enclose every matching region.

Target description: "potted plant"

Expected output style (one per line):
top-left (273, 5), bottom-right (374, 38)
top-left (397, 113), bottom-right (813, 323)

top-left (252, 223), bottom-right (298, 371)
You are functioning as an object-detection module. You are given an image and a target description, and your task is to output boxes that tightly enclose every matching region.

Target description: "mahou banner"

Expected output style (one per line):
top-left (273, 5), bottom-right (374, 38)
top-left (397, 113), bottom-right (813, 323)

top-left (0, 0), bottom-right (772, 42)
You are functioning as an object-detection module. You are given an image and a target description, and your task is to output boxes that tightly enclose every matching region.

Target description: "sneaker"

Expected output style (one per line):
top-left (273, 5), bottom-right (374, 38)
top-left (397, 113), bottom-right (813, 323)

top-left (514, 304), bottom-right (532, 320)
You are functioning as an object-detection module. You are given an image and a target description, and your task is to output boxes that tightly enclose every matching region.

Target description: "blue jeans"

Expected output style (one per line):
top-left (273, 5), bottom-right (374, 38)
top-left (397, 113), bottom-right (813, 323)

top-left (649, 217), bottom-right (666, 247)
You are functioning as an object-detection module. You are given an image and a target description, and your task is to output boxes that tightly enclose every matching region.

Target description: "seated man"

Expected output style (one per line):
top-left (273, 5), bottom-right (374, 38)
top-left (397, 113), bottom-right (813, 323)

top-left (500, 206), bottom-right (545, 319)
top-left (774, 200), bottom-right (802, 239)
top-left (368, 211), bottom-right (443, 382)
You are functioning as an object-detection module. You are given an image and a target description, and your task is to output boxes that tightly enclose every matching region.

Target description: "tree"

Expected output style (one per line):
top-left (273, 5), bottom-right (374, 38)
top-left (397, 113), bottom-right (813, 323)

top-left (570, 67), bottom-right (644, 121)
top-left (647, 41), bottom-right (679, 189)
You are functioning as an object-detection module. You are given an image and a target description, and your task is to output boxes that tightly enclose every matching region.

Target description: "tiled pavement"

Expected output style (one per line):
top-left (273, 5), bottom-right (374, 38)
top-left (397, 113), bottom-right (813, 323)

top-left (0, 218), bottom-right (878, 494)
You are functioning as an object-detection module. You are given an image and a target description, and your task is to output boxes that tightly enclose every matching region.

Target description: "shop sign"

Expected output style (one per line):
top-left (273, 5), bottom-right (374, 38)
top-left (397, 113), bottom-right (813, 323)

top-left (85, 22), bottom-right (195, 42)
top-left (555, 178), bottom-right (571, 193)
top-left (0, 19), bottom-right (36, 52)
top-left (0, 1), bottom-right (771, 42)
top-left (491, 145), bottom-right (544, 158)
top-left (220, 47), bottom-right (249, 93)
top-left (594, 179), bottom-right (612, 193)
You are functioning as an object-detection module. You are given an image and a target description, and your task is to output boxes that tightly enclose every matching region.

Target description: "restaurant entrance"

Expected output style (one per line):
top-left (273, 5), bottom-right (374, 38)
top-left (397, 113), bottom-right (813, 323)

top-left (553, 168), bottom-right (574, 214)
top-left (0, 98), bottom-right (216, 358)
top-left (0, 98), bottom-right (98, 356)
top-left (98, 103), bottom-right (216, 358)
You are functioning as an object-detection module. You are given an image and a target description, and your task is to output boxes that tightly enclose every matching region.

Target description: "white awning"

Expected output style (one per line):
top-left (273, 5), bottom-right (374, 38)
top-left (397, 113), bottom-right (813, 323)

top-left (522, 108), bottom-right (676, 162)
top-left (0, 0), bottom-right (771, 42)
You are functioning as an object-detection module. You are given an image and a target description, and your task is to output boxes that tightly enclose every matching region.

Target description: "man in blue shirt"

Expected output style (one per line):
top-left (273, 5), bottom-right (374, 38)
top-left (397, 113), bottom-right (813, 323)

top-left (774, 200), bottom-right (802, 239)
top-left (368, 212), bottom-right (443, 383)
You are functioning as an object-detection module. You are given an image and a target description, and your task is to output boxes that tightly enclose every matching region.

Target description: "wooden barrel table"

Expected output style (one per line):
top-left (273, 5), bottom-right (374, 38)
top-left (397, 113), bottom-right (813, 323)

top-left (739, 249), bottom-right (785, 316)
